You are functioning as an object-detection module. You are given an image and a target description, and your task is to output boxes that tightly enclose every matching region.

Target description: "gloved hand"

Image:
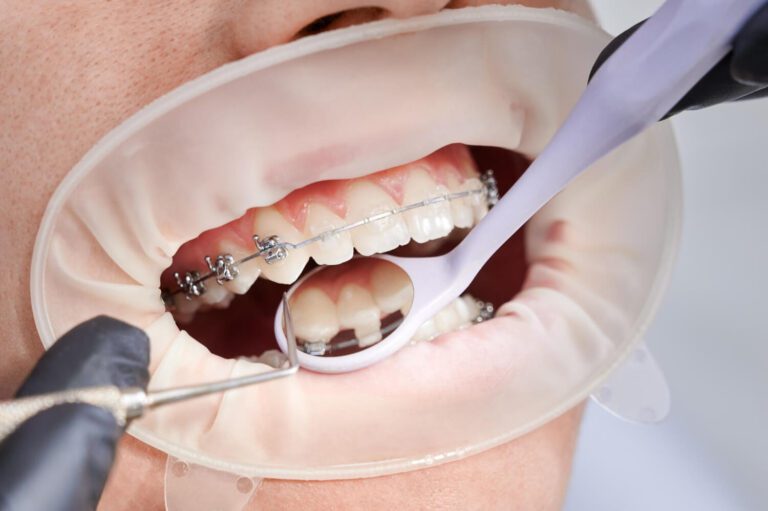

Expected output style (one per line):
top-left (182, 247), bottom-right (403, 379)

top-left (0, 316), bottom-right (150, 511)
top-left (591, 1), bottom-right (768, 118)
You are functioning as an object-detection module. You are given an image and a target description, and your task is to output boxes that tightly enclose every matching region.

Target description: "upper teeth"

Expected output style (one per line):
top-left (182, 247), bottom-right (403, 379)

top-left (163, 169), bottom-right (497, 307)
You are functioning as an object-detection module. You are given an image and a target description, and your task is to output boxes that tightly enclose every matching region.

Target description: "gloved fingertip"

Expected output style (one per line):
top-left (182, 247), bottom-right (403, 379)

top-left (731, 52), bottom-right (768, 86)
top-left (17, 316), bottom-right (151, 397)
top-left (0, 404), bottom-right (121, 511)
top-left (731, 2), bottom-right (768, 86)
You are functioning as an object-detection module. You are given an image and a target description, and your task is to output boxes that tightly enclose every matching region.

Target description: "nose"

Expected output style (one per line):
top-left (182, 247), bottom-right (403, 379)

top-left (232, 0), bottom-right (452, 56)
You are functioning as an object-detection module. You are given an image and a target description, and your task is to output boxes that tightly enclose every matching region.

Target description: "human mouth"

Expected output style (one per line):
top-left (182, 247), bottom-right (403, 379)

top-left (31, 5), bottom-right (682, 478)
top-left (160, 143), bottom-right (504, 359)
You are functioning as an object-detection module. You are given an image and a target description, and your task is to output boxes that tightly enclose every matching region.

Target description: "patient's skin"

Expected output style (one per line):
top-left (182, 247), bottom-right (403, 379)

top-left (0, 1), bottom-right (590, 509)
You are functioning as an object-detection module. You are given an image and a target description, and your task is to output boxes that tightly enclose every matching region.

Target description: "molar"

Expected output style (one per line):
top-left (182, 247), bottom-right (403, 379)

top-left (252, 207), bottom-right (310, 284)
top-left (402, 169), bottom-right (454, 243)
top-left (346, 182), bottom-right (410, 256)
top-left (304, 203), bottom-right (354, 265)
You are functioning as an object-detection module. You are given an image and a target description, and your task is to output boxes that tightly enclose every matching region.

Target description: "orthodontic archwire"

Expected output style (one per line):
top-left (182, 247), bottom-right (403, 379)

top-left (161, 170), bottom-right (499, 307)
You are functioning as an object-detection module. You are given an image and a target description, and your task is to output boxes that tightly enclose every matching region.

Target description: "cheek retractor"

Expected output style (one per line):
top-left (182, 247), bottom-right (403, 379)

top-left (276, 0), bottom-right (766, 373)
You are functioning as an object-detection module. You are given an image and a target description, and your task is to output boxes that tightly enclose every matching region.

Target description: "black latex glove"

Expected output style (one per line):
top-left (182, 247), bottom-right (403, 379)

top-left (0, 316), bottom-right (150, 511)
top-left (590, 2), bottom-right (768, 119)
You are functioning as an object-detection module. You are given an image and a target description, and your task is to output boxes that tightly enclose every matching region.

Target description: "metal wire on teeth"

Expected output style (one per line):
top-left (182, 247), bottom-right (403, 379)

top-left (162, 170), bottom-right (499, 307)
top-left (300, 299), bottom-right (496, 356)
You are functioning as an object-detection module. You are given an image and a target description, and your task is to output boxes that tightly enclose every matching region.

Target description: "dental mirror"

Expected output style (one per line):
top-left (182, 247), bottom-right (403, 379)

top-left (279, 258), bottom-right (415, 360)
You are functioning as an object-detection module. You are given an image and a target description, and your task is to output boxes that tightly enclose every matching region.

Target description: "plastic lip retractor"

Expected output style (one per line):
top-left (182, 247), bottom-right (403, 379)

top-left (0, 295), bottom-right (299, 444)
top-left (275, 0), bottom-right (767, 374)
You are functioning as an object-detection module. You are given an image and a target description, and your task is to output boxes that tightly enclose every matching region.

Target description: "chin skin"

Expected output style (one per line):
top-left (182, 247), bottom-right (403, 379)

top-left (1, 1), bottom-right (592, 509)
top-left (100, 405), bottom-right (585, 511)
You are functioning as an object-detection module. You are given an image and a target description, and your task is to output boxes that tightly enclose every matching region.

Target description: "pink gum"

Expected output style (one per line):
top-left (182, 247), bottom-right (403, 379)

top-left (274, 143), bottom-right (477, 231)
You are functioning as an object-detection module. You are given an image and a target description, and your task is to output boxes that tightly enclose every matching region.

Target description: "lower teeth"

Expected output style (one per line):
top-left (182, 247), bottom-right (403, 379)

top-left (409, 295), bottom-right (494, 345)
top-left (245, 349), bottom-right (289, 368)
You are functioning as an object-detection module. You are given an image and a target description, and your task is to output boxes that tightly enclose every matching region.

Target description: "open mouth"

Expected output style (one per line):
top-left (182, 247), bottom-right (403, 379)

top-left (31, 5), bottom-right (682, 478)
top-left (161, 144), bottom-right (530, 364)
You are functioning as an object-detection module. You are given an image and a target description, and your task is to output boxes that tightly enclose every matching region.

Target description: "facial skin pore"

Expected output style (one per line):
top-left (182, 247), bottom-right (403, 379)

top-left (1, 1), bottom-right (589, 509)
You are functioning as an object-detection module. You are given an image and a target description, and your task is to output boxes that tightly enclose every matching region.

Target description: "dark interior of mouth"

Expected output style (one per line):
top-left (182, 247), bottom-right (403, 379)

top-left (164, 146), bottom-right (531, 360)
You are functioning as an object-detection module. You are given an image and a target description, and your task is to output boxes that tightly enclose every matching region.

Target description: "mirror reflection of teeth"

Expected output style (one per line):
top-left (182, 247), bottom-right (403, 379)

top-left (299, 295), bottom-right (495, 357)
top-left (162, 169), bottom-right (497, 306)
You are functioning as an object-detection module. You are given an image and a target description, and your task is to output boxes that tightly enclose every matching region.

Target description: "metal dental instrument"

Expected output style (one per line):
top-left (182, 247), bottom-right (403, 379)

top-left (276, 0), bottom-right (767, 373)
top-left (162, 170), bottom-right (499, 305)
top-left (0, 295), bottom-right (299, 444)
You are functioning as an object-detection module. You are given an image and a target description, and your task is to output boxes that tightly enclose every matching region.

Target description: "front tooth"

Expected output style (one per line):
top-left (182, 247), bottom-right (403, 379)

top-left (444, 174), bottom-right (476, 229)
top-left (304, 203), bottom-right (354, 265)
top-left (370, 261), bottom-right (414, 315)
top-left (252, 207), bottom-right (310, 284)
top-left (291, 288), bottom-right (339, 343)
top-left (346, 181), bottom-right (410, 256)
top-left (336, 284), bottom-right (382, 346)
top-left (402, 169), bottom-right (454, 243)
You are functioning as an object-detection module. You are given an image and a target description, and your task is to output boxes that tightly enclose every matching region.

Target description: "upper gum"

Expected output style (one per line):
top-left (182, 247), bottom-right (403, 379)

top-left (273, 143), bottom-right (477, 231)
top-left (161, 143), bottom-right (480, 288)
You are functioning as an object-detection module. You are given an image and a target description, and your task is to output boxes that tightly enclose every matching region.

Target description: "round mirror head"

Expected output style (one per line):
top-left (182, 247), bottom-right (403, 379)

top-left (287, 258), bottom-right (414, 358)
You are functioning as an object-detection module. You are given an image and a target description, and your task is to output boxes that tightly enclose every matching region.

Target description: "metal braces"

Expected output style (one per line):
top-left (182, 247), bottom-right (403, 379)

top-left (300, 299), bottom-right (496, 356)
top-left (162, 170), bottom-right (499, 306)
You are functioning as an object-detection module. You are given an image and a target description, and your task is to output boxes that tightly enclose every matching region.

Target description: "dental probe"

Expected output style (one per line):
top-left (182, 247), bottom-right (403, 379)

top-left (275, 0), bottom-right (768, 373)
top-left (0, 295), bottom-right (299, 444)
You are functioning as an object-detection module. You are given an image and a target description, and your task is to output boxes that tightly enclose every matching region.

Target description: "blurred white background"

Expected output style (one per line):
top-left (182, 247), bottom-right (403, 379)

top-left (565, 2), bottom-right (768, 509)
